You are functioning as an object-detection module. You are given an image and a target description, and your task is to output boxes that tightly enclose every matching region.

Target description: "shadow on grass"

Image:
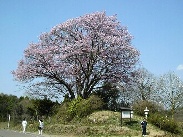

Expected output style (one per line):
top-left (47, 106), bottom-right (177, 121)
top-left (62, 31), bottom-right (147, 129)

top-left (125, 120), bottom-right (139, 125)
top-left (124, 120), bottom-right (142, 130)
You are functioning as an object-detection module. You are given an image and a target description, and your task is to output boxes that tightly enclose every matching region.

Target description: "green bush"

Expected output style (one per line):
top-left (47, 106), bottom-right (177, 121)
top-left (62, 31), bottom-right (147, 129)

top-left (67, 96), bottom-right (83, 118)
top-left (54, 102), bottom-right (72, 123)
top-left (67, 95), bottom-right (103, 119)
top-left (149, 113), bottom-right (181, 134)
top-left (55, 95), bottom-right (103, 123)
top-left (76, 95), bottom-right (103, 118)
top-left (133, 100), bottom-right (162, 116)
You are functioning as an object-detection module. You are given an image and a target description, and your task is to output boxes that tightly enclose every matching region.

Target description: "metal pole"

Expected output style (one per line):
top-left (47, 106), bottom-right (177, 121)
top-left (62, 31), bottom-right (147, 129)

top-left (121, 111), bottom-right (123, 127)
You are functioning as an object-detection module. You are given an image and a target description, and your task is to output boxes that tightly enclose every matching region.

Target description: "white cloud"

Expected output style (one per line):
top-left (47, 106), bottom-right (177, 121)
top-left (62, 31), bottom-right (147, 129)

top-left (177, 64), bottom-right (183, 70)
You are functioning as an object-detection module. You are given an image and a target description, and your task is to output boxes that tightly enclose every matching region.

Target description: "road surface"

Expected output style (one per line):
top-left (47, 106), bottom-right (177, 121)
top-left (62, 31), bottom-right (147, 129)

top-left (0, 129), bottom-right (44, 137)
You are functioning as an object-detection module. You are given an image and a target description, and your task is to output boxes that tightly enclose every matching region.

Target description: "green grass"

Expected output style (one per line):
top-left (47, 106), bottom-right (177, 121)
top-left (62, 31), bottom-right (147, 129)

top-left (1, 111), bottom-right (182, 137)
top-left (0, 122), bottom-right (8, 129)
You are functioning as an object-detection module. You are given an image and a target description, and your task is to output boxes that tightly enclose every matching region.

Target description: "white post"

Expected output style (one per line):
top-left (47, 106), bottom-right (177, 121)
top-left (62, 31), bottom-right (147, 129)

top-left (7, 114), bottom-right (10, 129)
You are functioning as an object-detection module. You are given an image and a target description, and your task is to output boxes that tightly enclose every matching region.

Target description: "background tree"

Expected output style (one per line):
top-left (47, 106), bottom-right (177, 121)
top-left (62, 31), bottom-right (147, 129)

top-left (12, 12), bottom-right (140, 100)
top-left (18, 96), bottom-right (34, 119)
top-left (33, 97), bottom-right (58, 117)
top-left (134, 68), bottom-right (160, 102)
top-left (93, 82), bottom-right (121, 111)
top-left (0, 94), bottom-right (23, 122)
top-left (116, 68), bottom-right (159, 104)
top-left (157, 72), bottom-right (183, 118)
top-left (0, 94), bottom-right (9, 121)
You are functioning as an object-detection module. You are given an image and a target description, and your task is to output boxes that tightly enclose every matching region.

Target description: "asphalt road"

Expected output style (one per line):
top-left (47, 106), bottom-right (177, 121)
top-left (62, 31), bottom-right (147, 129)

top-left (0, 130), bottom-right (45, 137)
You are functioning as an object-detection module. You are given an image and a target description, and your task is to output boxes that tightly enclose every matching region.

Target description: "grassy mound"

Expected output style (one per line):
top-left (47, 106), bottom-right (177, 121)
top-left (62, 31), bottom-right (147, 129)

top-left (45, 111), bottom-right (140, 136)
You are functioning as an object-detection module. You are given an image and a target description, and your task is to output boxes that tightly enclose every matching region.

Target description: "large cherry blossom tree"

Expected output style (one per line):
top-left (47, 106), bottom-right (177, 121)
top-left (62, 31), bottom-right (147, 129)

top-left (12, 12), bottom-right (140, 99)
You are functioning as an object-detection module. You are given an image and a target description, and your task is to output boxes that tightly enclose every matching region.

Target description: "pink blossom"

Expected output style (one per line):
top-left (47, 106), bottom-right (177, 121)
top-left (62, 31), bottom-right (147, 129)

top-left (12, 12), bottom-right (140, 99)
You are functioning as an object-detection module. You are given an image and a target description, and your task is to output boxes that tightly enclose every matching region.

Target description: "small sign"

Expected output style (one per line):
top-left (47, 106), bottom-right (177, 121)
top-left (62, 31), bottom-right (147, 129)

top-left (120, 107), bottom-right (133, 126)
top-left (122, 111), bottom-right (133, 118)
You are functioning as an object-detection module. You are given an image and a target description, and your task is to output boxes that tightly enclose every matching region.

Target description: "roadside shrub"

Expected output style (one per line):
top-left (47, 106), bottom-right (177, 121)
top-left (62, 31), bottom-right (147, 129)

top-left (149, 113), bottom-right (181, 134)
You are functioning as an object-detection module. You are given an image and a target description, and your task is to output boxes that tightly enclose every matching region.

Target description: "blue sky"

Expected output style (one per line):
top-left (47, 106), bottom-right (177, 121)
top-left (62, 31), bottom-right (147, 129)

top-left (0, 0), bottom-right (183, 97)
